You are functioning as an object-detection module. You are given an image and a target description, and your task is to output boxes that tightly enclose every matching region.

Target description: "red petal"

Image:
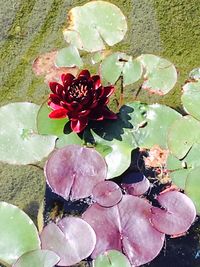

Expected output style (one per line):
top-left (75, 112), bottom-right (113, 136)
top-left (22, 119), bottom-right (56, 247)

top-left (48, 101), bottom-right (62, 110)
top-left (71, 117), bottom-right (88, 133)
top-left (49, 108), bottom-right (68, 119)
top-left (61, 73), bottom-right (75, 87)
top-left (49, 94), bottom-right (61, 105)
top-left (101, 107), bottom-right (117, 119)
top-left (102, 86), bottom-right (115, 97)
top-left (49, 82), bottom-right (63, 95)
top-left (78, 70), bottom-right (90, 79)
top-left (91, 75), bottom-right (101, 90)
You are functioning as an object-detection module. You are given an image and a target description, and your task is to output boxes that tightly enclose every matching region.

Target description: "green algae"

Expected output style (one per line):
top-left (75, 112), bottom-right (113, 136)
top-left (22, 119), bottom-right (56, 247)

top-left (0, 1), bottom-right (200, 266)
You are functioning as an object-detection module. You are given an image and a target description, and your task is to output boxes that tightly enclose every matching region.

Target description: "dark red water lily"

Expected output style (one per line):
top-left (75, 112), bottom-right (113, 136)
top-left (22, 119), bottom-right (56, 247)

top-left (48, 70), bottom-right (117, 133)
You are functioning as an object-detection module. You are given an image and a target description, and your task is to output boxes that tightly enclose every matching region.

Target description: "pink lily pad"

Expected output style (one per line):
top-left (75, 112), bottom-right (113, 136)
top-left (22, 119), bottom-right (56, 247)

top-left (121, 175), bottom-right (150, 196)
top-left (32, 51), bottom-right (78, 84)
top-left (92, 181), bottom-right (122, 207)
top-left (45, 145), bottom-right (107, 200)
top-left (40, 217), bottom-right (96, 266)
top-left (150, 191), bottom-right (196, 235)
top-left (83, 195), bottom-right (165, 266)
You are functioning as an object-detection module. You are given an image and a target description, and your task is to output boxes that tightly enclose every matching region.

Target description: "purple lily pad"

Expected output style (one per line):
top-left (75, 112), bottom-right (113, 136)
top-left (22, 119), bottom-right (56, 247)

top-left (121, 175), bottom-right (150, 196)
top-left (83, 195), bottom-right (165, 266)
top-left (150, 191), bottom-right (196, 235)
top-left (40, 217), bottom-right (96, 266)
top-left (92, 181), bottom-right (122, 207)
top-left (45, 145), bottom-right (107, 200)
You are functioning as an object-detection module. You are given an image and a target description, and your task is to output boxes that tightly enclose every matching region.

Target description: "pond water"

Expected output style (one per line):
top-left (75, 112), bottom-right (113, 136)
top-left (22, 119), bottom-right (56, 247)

top-left (0, 0), bottom-right (200, 266)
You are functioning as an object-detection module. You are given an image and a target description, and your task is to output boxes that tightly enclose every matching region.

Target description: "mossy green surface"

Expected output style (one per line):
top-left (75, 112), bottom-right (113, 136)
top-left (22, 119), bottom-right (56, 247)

top-left (0, 1), bottom-right (200, 266)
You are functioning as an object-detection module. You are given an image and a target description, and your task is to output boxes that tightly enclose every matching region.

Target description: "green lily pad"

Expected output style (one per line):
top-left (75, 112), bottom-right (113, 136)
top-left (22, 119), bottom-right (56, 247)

top-left (13, 250), bottom-right (60, 267)
top-left (63, 1), bottom-right (127, 52)
top-left (120, 102), bottom-right (181, 149)
top-left (100, 52), bottom-right (127, 84)
top-left (37, 102), bottom-right (68, 136)
top-left (0, 102), bottom-right (56, 165)
top-left (94, 250), bottom-right (131, 267)
top-left (167, 144), bottom-right (200, 189)
top-left (182, 80), bottom-right (200, 121)
top-left (189, 67), bottom-right (200, 81)
top-left (138, 54), bottom-right (177, 95)
top-left (123, 58), bottom-right (143, 86)
top-left (185, 167), bottom-right (200, 213)
top-left (92, 131), bottom-right (134, 179)
top-left (56, 132), bottom-right (83, 148)
top-left (55, 45), bottom-right (83, 68)
top-left (100, 53), bottom-right (142, 85)
top-left (168, 115), bottom-right (200, 159)
top-left (0, 202), bottom-right (40, 266)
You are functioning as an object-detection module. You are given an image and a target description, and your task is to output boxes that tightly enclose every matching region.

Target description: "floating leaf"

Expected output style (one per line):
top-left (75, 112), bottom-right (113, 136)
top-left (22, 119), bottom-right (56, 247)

top-left (55, 45), bottom-right (83, 68)
top-left (123, 58), bottom-right (143, 86)
top-left (121, 173), bottom-right (150, 196)
top-left (168, 115), bottom-right (200, 159)
top-left (185, 167), bottom-right (200, 213)
top-left (189, 67), bottom-right (200, 80)
top-left (91, 50), bottom-right (110, 64)
top-left (83, 195), bottom-right (165, 266)
top-left (138, 54), bottom-right (177, 95)
top-left (167, 144), bottom-right (200, 189)
top-left (0, 102), bottom-right (56, 165)
top-left (56, 132), bottom-right (82, 148)
top-left (100, 52), bottom-right (127, 84)
top-left (37, 102), bottom-right (68, 136)
top-left (0, 202), bottom-right (40, 266)
top-left (32, 50), bottom-right (78, 84)
top-left (92, 131), bottom-right (134, 179)
top-left (120, 102), bottom-right (181, 149)
top-left (94, 250), bottom-right (131, 267)
top-left (100, 53), bottom-right (142, 85)
top-left (151, 191), bottom-right (196, 235)
top-left (13, 250), bottom-right (60, 267)
top-left (63, 1), bottom-right (127, 52)
top-left (41, 217), bottom-right (96, 266)
top-left (182, 79), bottom-right (200, 121)
top-left (45, 144), bottom-right (107, 200)
top-left (92, 181), bottom-right (122, 207)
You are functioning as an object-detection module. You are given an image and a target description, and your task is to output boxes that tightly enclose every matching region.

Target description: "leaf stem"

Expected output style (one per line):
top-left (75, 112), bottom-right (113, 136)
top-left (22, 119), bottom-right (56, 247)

top-left (28, 164), bottom-right (44, 171)
top-left (119, 75), bottom-right (124, 108)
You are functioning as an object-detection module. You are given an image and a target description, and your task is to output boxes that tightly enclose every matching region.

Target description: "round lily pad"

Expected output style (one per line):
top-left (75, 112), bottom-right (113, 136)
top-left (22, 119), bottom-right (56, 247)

top-left (0, 102), bottom-right (56, 165)
top-left (151, 191), bottom-right (196, 235)
top-left (55, 45), bottom-right (83, 68)
top-left (100, 53), bottom-right (143, 85)
top-left (13, 250), bottom-right (60, 267)
top-left (45, 144), bottom-right (107, 200)
top-left (121, 175), bottom-right (150, 196)
top-left (41, 217), bottom-right (96, 266)
top-left (185, 167), bottom-right (200, 213)
top-left (138, 54), bottom-right (177, 95)
top-left (182, 79), bottom-right (200, 121)
top-left (63, 1), bottom-right (127, 52)
top-left (189, 67), bottom-right (200, 80)
top-left (120, 102), bottom-right (181, 149)
top-left (37, 102), bottom-right (68, 136)
top-left (167, 144), bottom-right (200, 189)
top-left (94, 250), bottom-right (131, 267)
top-left (0, 202), bottom-right (40, 266)
top-left (83, 195), bottom-right (165, 266)
top-left (168, 115), bottom-right (200, 159)
top-left (92, 181), bottom-right (122, 207)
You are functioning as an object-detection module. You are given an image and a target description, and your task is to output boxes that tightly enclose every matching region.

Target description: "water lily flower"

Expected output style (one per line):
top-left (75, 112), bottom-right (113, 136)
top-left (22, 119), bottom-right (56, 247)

top-left (48, 70), bottom-right (117, 133)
